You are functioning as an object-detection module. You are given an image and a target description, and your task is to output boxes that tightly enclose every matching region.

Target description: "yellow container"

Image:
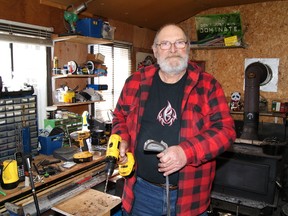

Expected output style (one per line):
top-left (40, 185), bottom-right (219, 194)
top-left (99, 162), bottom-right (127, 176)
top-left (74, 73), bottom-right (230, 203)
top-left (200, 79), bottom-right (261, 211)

top-left (63, 91), bottom-right (75, 103)
top-left (1, 160), bottom-right (19, 190)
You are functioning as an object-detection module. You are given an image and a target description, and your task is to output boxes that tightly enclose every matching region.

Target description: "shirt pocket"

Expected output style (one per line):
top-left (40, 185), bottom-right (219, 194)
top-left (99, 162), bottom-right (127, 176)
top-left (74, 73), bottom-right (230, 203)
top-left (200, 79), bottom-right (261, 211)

top-left (124, 99), bottom-right (139, 134)
top-left (183, 102), bottom-right (210, 136)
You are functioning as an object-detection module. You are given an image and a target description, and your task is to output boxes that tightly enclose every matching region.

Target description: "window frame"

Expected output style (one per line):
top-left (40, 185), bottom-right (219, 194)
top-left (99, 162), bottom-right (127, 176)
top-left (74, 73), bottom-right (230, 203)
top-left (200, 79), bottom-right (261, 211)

top-left (90, 42), bottom-right (132, 121)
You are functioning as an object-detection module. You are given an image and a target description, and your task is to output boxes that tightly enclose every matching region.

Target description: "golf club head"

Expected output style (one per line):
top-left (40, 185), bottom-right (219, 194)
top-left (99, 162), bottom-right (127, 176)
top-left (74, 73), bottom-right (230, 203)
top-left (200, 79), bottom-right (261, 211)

top-left (143, 139), bottom-right (168, 152)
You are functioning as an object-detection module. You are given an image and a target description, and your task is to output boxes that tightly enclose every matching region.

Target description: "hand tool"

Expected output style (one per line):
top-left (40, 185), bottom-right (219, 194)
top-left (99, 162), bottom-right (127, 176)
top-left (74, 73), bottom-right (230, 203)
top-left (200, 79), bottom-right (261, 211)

top-left (70, 130), bottom-right (93, 163)
top-left (104, 134), bottom-right (135, 193)
top-left (22, 170), bottom-right (107, 215)
top-left (143, 139), bottom-right (171, 216)
top-left (26, 156), bottom-right (41, 216)
top-left (35, 159), bottom-right (63, 176)
top-left (0, 190), bottom-right (6, 196)
top-left (5, 202), bottom-right (23, 216)
top-left (70, 111), bottom-right (94, 163)
top-left (33, 162), bottom-right (40, 175)
top-left (22, 105), bottom-right (31, 154)
top-left (38, 159), bottom-right (62, 166)
top-left (15, 125), bottom-right (25, 182)
top-left (63, 0), bottom-right (93, 34)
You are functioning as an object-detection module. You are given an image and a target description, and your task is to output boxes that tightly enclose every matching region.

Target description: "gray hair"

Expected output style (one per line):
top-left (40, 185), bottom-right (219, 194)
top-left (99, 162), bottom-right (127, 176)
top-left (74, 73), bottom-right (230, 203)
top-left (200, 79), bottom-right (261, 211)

top-left (152, 24), bottom-right (190, 48)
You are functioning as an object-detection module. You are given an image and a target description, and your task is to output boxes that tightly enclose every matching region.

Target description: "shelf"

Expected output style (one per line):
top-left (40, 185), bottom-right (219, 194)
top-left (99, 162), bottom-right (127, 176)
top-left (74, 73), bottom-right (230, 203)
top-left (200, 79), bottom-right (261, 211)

top-left (231, 111), bottom-right (288, 118)
top-left (53, 100), bottom-right (105, 107)
top-left (52, 35), bottom-right (113, 45)
top-left (191, 44), bottom-right (246, 50)
top-left (51, 34), bottom-right (110, 116)
top-left (52, 74), bottom-right (99, 79)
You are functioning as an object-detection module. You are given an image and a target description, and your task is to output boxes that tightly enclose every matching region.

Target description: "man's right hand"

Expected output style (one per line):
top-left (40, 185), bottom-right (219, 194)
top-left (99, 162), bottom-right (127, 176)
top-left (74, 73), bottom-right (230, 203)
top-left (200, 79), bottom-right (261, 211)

top-left (118, 139), bottom-right (129, 164)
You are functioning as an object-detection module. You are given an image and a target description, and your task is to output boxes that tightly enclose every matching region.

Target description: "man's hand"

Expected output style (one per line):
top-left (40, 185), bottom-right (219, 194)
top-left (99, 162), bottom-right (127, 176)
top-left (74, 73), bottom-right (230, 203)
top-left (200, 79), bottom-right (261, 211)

top-left (157, 145), bottom-right (187, 176)
top-left (118, 140), bottom-right (129, 164)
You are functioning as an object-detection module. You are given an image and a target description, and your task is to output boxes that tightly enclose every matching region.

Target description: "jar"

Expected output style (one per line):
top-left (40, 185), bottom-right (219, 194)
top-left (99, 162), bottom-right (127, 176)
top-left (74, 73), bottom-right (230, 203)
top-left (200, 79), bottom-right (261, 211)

top-left (62, 109), bottom-right (68, 119)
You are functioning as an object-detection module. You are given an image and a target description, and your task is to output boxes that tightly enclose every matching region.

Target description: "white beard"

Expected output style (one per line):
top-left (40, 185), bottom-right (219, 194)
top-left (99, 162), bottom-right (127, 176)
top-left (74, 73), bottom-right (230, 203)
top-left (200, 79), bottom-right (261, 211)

top-left (157, 54), bottom-right (189, 75)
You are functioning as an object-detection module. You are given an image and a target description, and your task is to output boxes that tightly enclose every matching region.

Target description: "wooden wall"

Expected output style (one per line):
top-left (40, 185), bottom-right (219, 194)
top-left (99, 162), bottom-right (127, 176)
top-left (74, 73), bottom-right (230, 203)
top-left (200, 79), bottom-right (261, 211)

top-left (0, 0), bottom-right (155, 72)
top-left (179, 1), bottom-right (288, 120)
top-left (1, 0), bottom-right (287, 122)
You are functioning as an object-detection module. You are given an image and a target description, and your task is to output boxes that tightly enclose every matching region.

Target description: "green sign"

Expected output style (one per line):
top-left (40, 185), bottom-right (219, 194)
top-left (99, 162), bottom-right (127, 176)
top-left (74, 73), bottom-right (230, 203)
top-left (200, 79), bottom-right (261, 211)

top-left (195, 13), bottom-right (243, 44)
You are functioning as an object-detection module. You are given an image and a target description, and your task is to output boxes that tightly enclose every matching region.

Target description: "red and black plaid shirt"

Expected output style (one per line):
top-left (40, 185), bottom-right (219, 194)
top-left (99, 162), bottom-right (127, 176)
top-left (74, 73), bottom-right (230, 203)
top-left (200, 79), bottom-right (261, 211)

top-left (112, 61), bottom-right (236, 215)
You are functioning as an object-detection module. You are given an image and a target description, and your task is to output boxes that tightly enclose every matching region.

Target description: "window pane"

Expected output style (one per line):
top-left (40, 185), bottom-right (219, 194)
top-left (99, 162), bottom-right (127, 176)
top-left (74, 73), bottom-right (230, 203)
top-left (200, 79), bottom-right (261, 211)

top-left (0, 41), bottom-right (12, 85)
top-left (114, 47), bottom-right (131, 105)
top-left (92, 43), bottom-right (131, 122)
top-left (0, 41), bottom-right (47, 129)
top-left (13, 43), bottom-right (47, 129)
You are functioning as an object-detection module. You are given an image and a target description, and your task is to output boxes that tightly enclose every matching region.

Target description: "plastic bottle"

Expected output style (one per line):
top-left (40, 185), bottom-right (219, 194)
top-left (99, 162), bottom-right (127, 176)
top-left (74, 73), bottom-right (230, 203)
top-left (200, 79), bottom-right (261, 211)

top-left (53, 56), bottom-right (58, 69)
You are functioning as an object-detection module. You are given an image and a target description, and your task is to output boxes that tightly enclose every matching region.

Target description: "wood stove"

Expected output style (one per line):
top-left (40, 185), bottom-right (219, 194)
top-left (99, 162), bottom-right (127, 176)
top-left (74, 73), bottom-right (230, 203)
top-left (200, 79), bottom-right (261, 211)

top-left (209, 62), bottom-right (287, 215)
top-left (210, 120), bottom-right (287, 215)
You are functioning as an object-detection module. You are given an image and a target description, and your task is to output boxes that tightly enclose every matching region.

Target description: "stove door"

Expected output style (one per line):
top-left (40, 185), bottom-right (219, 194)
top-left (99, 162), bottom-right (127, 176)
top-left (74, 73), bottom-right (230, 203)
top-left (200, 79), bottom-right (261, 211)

top-left (213, 151), bottom-right (279, 204)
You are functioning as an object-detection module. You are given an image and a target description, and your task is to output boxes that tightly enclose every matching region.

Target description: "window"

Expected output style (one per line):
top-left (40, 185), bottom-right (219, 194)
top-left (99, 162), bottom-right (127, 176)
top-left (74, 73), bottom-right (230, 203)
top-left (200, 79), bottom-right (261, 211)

top-left (0, 19), bottom-right (53, 129)
top-left (91, 43), bottom-right (131, 122)
top-left (0, 41), bottom-right (48, 129)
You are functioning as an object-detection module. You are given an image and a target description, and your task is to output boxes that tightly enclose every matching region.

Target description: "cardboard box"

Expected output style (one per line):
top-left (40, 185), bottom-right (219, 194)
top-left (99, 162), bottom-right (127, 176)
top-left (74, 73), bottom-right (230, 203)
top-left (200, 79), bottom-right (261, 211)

top-left (87, 53), bottom-right (105, 63)
top-left (95, 53), bottom-right (105, 62)
top-left (44, 119), bottom-right (66, 131)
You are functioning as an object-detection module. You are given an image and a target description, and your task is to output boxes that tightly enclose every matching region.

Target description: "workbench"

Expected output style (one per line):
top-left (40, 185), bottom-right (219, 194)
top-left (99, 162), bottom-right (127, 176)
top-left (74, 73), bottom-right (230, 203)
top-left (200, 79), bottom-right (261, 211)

top-left (0, 152), bottom-right (121, 215)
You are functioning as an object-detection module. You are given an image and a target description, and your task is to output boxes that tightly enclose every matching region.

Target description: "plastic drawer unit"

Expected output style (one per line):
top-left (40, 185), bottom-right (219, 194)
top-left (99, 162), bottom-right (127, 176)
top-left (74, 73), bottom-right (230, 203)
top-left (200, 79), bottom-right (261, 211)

top-left (0, 95), bottom-right (38, 161)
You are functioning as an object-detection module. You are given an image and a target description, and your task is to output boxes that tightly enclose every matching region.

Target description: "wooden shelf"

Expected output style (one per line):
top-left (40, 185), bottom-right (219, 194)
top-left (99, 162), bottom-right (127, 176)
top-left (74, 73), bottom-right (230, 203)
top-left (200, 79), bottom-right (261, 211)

top-left (51, 34), bottom-right (111, 115)
top-left (191, 44), bottom-right (246, 50)
top-left (53, 100), bottom-right (105, 107)
top-left (52, 35), bottom-right (113, 45)
top-left (52, 74), bottom-right (99, 79)
top-left (231, 111), bottom-right (288, 118)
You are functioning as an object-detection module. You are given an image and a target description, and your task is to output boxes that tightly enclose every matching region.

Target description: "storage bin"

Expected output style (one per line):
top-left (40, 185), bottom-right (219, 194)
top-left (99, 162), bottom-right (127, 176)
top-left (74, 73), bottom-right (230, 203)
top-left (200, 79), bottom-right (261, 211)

top-left (76, 18), bottom-right (103, 38)
top-left (39, 134), bottom-right (63, 155)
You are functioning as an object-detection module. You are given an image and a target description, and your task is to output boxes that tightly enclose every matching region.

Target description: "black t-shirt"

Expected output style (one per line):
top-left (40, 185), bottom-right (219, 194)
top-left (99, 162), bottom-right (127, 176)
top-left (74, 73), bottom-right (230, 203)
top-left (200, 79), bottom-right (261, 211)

top-left (136, 70), bottom-right (187, 185)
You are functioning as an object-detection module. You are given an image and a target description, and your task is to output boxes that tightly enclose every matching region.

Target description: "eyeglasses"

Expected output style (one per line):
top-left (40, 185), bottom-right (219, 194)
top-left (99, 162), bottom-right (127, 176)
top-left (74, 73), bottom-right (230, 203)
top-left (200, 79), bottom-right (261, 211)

top-left (156, 40), bottom-right (188, 50)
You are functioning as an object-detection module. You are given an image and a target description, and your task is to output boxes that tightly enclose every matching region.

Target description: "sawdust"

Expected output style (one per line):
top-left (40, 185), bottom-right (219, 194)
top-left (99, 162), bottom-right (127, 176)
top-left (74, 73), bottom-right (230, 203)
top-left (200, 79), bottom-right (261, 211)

top-left (97, 197), bottom-right (109, 207)
top-left (52, 189), bottom-right (121, 216)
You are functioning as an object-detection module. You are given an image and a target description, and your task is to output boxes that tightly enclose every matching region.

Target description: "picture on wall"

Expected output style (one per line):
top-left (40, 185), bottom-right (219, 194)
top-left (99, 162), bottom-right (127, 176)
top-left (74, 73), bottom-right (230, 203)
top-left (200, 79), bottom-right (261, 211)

top-left (194, 12), bottom-right (243, 47)
top-left (136, 52), bottom-right (156, 70)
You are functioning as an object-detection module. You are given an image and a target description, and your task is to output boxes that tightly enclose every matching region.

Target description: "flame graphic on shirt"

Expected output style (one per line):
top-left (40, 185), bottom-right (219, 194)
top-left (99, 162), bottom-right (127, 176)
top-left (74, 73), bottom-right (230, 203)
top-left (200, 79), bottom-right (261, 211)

top-left (157, 101), bottom-right (177, 126)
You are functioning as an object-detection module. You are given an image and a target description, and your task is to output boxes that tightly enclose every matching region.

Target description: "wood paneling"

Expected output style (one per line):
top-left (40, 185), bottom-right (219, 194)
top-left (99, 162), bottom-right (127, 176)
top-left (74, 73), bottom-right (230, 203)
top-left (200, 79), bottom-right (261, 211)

top-left (0, 0), bottom-right (155, 49)
top-left (1, 0), bottom-right (288, 123)
top-left (180, 1), bottom-right (288, 123)
top-left (0, 0), bottom-right (155, 73)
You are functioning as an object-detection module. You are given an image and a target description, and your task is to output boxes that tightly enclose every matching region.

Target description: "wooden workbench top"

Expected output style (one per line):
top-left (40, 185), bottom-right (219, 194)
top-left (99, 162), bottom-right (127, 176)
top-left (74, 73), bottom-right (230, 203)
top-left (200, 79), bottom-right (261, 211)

top-left (0, 153), bottom-right (106, 212)
top-left (52, 189), bottom-right (121, 216)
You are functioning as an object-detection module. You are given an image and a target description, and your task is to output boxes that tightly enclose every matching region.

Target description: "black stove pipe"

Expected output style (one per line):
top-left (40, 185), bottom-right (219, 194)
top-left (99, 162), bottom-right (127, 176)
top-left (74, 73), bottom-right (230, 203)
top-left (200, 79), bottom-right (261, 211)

top-left (240, 62), bottom-right (272, 140)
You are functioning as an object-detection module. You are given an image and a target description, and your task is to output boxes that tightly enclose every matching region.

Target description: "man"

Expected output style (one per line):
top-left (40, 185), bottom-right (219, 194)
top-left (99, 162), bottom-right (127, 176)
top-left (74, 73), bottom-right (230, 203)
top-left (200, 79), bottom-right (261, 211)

top-left (112, 24), bottom-right (236, 216)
